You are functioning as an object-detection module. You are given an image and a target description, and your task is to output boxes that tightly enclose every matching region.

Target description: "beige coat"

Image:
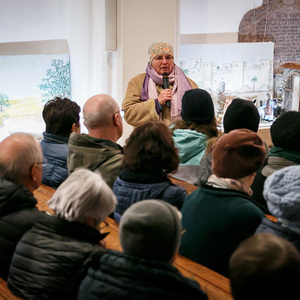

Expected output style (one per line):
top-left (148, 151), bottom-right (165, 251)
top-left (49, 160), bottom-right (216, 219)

top-left (122, 73), bottom-right (198, 127)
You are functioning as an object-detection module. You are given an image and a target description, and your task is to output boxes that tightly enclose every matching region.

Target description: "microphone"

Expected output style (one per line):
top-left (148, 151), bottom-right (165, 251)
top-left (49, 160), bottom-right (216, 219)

top-left (163, 72), bottom-right (171, 108)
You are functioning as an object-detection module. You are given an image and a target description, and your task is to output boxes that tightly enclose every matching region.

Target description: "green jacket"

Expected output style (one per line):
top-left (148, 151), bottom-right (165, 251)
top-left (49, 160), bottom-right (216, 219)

top-left (179, 184), bottom-right (264, 277)
top-left (67, 133), bottom-right (123, 189)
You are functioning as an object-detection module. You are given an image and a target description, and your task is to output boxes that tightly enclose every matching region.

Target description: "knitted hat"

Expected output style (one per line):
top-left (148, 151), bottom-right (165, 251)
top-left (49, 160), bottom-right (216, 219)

top-left (148, 42), bottom-right (174, 63)
top-left (119, 200), bottom-right (182, 262)
top-left (270, 111), bottom-right (300, 150)
top-left (212, 129), bottom-right (266, 179)
top-left (180, 89), bottom-right (215, 125)
top-left (223, 98), bottom-right (260, 133)
top-left (263, 165), bottom-right (300, 222)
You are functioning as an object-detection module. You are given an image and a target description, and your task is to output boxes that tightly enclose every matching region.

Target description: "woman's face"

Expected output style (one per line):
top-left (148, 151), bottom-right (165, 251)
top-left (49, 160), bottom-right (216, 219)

top-left (151, 53), bottom-right (174, 75)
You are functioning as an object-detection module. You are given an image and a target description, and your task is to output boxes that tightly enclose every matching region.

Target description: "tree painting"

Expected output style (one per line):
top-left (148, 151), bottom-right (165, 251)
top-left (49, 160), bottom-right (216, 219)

top-left (0, 93), bottom-right (10, 111)
top-left (39, 59), bottom-right (71, 102)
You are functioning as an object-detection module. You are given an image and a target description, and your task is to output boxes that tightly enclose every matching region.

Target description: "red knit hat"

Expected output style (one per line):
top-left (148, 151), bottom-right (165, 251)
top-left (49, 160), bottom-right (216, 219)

top-left (212, 129), bottom-right (266, 179)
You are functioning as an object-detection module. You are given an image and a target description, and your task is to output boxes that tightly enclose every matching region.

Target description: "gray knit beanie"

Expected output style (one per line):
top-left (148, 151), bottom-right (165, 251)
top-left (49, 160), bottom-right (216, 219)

top-left (263, 165), bottom-right (300, 222)
top-left (119, 200), bottom-right (182, 262)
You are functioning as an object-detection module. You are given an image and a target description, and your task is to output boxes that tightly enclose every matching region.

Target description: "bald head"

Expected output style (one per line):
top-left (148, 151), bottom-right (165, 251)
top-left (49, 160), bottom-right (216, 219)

top-left (0, 133), bottom-right (43, 191)
top-left (83, 94), bottom-right (123, 141)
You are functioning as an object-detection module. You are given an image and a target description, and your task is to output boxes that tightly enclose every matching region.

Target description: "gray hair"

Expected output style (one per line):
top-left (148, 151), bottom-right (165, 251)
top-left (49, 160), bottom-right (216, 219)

top-left (48, 169), bottom-right (117, 225)
top-left (83, 97), bottom-right (117, 129)
top-left (0, 133), bottom-right (42, 184)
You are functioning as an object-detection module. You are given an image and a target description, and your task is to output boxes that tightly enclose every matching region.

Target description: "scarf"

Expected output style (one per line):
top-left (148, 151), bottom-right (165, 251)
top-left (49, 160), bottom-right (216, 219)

top-left (269, 146), bottom-right (300, 164)
top-left (141, 63), bottom-right (192, 118)
top-left (207, 174), bottom-right (253, 196)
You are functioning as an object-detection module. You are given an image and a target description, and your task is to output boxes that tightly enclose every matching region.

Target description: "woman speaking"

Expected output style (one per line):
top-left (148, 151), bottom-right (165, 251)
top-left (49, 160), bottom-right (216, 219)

top-left (122, 42), bottom-right (198, 126)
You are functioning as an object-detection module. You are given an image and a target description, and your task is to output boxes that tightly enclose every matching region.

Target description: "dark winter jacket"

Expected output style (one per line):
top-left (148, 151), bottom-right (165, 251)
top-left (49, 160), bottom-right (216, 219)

top-left (7, 213), bottom-right (107, 300)
top-left (77, 250), bottom-right (208, 300)
top-left (113, 168), bottom-right (187, 222)
top-left (0, 179), bottom-right (39, 280)
top-left (179, 184), bottom-right (264, 277)
top-left (68, 133), bottom-right (124, 189)
top-left (256, 217), bottom-right (300, 252)
top-left (41, 132), bottom-right (69, 188)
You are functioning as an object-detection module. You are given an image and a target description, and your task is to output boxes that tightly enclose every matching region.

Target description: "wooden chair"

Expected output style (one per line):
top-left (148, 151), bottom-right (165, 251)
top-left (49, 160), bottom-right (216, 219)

top-left (0, 278), bottom-right (22, 300)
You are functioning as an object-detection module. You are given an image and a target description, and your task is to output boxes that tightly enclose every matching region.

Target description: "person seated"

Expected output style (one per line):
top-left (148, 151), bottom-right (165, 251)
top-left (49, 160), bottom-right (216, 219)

top-left (113, 121), bottom-right (187, 222)
top-left (229, 233), bottom-right (300, 300)
top-left (251, 111), bottom-right (300, 213)
top-left (122, 42), bottom-right (198, 127)
top-left (256, 165), bottom-right (300, 251)
top-left (170, 88), bottom-right (219, 185)
top-left (0, 133), bottom-right (42, 280)
top-left (41, 97), bottom-right (81, 188)
top-left (77, 200), bottom-right (208, 300)
top-left (68, 94), bottom-right (124, 189)
top-left (198, 98), bottom-right (261, 186)
top-left (7, 169), bottom-right (117, 300)
top-left (179, 129), bottom-right (266, 277)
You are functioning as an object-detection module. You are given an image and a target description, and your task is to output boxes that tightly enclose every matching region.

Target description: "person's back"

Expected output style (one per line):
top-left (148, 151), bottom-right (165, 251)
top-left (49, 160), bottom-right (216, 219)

top-left (180, 129), bottom-right (266, 276)
top-left (78, 200), bottom-right (208, 300)
top-left (68, 94), bottom-right (124, 188)
top-left (256, 165), bottom-right (300, 251)
top-left (0, 133), bottom-right (42, 280)
top-left (7, 169), bottom-right (117, 300)
top-left (41, 97), bottom-right (81, 188)
top-left (251, 111), bottom-right (300, 212)
top-left (113, 121), bottom-right (187, 222)
top-left (198, 98), bottom-right (261, 186)
top-left (229, 233), bottom-right (300, 300)
top-left (170, 88), bottom-right (219, 185)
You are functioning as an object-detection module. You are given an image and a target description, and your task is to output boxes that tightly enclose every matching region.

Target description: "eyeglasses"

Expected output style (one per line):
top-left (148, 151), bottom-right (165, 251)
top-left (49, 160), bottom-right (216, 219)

top-left (153, 55), bottom-right (174, 62)
top-left (113, 110), bottom-right (125, 120)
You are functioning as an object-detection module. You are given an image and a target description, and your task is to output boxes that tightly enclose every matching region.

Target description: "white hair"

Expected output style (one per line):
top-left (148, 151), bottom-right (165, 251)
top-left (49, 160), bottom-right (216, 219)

top-left (48, 169), bottom-right (117, 225)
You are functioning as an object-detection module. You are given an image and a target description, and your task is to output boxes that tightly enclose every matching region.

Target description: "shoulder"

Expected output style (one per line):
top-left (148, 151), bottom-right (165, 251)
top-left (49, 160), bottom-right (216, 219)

top-left (127, 73), bottom-right (146, 85)
top-left (186, 77), bottom-right (198, 88)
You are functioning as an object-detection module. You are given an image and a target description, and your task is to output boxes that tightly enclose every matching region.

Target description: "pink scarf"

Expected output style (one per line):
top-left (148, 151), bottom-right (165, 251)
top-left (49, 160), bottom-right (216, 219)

top-left (144, 63), bottom-right (192, 117)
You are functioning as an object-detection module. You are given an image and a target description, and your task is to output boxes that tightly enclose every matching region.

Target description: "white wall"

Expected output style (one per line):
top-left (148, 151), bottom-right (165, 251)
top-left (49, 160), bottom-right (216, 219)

top-left (180, 0), bottom-right (263, 34)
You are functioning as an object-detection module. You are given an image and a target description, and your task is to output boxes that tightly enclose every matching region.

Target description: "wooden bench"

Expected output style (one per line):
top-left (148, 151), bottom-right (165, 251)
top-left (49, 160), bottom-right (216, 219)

top-left (33, 184), bottom-right (233, 300)
top-left (0, 278), bottom-right (22, 300)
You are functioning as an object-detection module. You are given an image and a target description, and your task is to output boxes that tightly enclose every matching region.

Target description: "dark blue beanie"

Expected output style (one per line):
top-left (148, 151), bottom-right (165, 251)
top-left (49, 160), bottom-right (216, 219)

top-left (181, 89), bottom-right (215, 125)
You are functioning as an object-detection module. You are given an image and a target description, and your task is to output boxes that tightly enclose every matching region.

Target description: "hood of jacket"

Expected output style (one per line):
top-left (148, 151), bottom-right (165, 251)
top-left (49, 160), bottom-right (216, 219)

top-left (172, 129), bottom-right (207, 165)
top-left (68, 132), bottom-right (123, 172)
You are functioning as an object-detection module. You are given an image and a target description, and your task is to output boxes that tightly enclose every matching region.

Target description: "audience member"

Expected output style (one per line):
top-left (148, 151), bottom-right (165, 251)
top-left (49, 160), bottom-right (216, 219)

top-left (198, 98), bottom-right (261, 186)
top-left (122, 42), bottom-right (198, 127)
top-left (170, 88), bottom-right (219, 185)
top-left (7, 169), bottom-right (117, 300)
top-left (68, 94), bottom-right (124, 188)
top-left (229, 233), bottom-right (300, 300)
top-left (113, 121), bottom-right (187, 222)
top-left (41, 97), bottom-right (81, 188)
top-left (78, 200), bottom-right (208, 300)
top-left (256, 165), bottom-right (300, 251)
top-left (251, 111), bottom-right (300, 212)
top-left (0, 133), bottom-right (42, 280)
top-left (180, 129), bottom-right (266, 276)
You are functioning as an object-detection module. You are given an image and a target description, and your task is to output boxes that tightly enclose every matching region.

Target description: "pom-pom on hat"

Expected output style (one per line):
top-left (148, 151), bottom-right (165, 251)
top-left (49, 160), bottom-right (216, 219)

top-left (212, 129), bottom-right (266, 179)
top-left (223, 98), bottom-right (260, 133)
top-left (270, 111), bottom-right (300, 151)
top-left (263, 165), bottom-right (300, 222)
top-left (148, 42), bottom-right (174, 63)
top-left (180, 88), bottom-right (215, 125)
top-left (119, 200), bottom-right (182, 262)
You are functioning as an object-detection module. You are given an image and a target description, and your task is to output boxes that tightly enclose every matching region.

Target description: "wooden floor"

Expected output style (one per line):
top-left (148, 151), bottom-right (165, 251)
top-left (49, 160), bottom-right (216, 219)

top-left (33, 184), bottom-right (233, 300)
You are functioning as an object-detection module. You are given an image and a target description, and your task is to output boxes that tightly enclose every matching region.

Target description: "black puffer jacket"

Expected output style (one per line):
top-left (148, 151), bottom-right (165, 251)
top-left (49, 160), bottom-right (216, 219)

top-left (7, 213), bottom-right (107, 300)
top-left (77, 250), bottom-right (208, 300)
top-left (0, 179), bottom-right (39, 280)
